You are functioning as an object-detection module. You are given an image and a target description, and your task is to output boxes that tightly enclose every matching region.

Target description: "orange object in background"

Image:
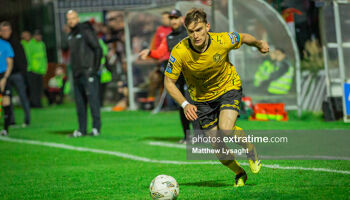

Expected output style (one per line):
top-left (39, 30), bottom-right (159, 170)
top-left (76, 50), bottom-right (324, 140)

top-left (250, 103), bottom-right (288, 121)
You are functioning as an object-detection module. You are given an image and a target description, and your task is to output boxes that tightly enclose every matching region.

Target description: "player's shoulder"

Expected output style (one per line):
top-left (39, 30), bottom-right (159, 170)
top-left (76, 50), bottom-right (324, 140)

top-left (171, 37), bottom-right (190, 56)
top-left (211, 32), bottom-right (241, 46)
top-left (0, 39), bottom-right (11, 48)
top-left (0, 38), bottom-right (8, 45)
top-left (209, 32), bottom-right (232, 43)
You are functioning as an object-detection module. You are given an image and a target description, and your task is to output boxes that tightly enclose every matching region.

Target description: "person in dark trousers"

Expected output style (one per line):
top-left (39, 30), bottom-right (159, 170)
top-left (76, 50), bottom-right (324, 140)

top-left (0, 32), bottom-right (14, 136)
top-left (0, 21), bottom-right (30, 126)
top-left (66, 10), bottom-right (102, 137)
top-left (139, 9), bottom-right (200, 143)
top-left (27, 30), bottom-right (48, 108)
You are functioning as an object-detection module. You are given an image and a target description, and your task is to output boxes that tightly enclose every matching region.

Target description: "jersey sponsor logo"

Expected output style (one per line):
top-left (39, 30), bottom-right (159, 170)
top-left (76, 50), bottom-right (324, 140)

top-left (166, 62), bottom-right (173, 73)
top-left (228, 32), bottom-right (240, 44)
top-left (213, 53), bottom-right (222, 62)
top-left (169, 55), bottom-right (176, 63)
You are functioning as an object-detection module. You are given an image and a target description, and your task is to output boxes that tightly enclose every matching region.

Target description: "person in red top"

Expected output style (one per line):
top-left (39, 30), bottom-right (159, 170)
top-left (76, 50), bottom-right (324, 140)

top-left (139, 9), bottom-right (197, 143)
top-left (150, 11), bottom-right (172, 61)
top-left (139, 11), bottom-right (172, 104)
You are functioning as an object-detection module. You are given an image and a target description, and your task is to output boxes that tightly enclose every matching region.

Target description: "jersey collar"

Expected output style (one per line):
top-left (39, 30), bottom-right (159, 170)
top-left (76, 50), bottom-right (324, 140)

top-left (188, 33), bottom-right (211, 54)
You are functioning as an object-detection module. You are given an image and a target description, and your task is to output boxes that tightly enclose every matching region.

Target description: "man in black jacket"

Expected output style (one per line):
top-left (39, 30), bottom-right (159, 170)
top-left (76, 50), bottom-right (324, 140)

top-left (139, 9), bottom-right (200, 143)
top-left (66, 10), bottom-right (102, 137)
top-left (0, 21), bottom-right (30, 127)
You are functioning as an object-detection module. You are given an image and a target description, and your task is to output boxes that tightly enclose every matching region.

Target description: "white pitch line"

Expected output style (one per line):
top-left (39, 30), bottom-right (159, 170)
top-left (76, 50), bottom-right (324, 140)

top-left (148, 141), bottom-right (186, 149)
top-left (1, 136), bottom-right (350, 175)
top-left (147, 141), bottom-right (350, 160)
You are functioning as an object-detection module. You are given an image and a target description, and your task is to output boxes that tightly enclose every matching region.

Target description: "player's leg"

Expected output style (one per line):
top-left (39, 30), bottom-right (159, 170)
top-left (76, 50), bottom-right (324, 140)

top-left (179, 107), bottom-right (189, 142)
top-left (86, 75), bottom-right (101, 136)
top-left (10, 73), bottom-right (30, 125)
top-left (195, 97), bottom-right (246, 186)
top-left (71, 77), bottom-right (87, 136)
top-left (233, 126), bottom-right (261, 174)
top-left (219, 97), bottom-right (261, 174)
top-left (1, 95), bottom-right (11, 136)
top-left (177, 74), bottom-right (190, 143)
top-left (217, 109), bottom-right (247, 187)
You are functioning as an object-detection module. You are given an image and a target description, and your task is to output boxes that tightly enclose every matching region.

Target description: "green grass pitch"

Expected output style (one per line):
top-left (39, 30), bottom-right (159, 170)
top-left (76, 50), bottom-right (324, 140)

top-left (0, 105), bottom-right (349, 199)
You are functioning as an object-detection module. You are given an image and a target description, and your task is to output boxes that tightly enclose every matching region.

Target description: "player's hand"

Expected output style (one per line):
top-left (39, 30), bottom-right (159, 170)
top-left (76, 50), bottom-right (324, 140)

top-left (0, 78), bottom-right (7, 92)
top-left (258, 40), bottom-right (269, 54)
top-left (184, 104), bottom-right (198, 121)
top-left (139, 49), bottom-right (150, 60)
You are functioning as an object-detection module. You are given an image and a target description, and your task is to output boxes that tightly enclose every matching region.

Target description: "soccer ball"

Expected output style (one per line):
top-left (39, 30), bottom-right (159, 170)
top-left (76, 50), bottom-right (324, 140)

top-left (149, 175), bottom-right (179, 200)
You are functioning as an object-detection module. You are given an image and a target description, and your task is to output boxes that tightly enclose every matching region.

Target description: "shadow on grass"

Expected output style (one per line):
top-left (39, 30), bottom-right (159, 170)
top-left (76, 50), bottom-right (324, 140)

top-left (50, 130), bottom-right (75, 135)
top-left (141, 136), bottom-right (183, 143)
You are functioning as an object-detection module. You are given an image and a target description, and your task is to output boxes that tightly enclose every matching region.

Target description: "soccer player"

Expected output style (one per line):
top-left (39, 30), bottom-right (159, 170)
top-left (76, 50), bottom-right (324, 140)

top-left (164, 9), bottom-right (269, 187)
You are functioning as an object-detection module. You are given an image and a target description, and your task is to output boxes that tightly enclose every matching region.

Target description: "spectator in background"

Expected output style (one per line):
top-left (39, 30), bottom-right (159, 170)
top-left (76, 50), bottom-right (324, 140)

top-left (27, 30), bottom-right (48, 108)
top-left (254, 48), bottom-right (293, 95)
top-left (66, 10), bottom-right (102, 137)
top-left (105, 11), bottom-right (128, 111)
top-left (88, 19), bottom-right (112, 107)
top-left (0, 29), bottom-right (14, 136)
top-left (98, 38), bottom-right (111, 107)
top-left (149, 12), bottom-right (172, 52)
top-left (44, 65), bottom-right (68, 105)
top-left (60, 24), bottom-right (71, 65)
top-left (21, 31), bottom-right (32, 61)
top-left (0, 21), bottom-right (30, 127)
top-left (139, 11), bottom-right (172, 106)
top-left (139, 9), bottom-right (195, 143)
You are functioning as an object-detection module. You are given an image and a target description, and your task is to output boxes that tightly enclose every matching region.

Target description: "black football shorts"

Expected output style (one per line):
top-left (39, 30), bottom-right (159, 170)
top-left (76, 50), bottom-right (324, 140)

top-left (194, 89), bottom-right (242, 130)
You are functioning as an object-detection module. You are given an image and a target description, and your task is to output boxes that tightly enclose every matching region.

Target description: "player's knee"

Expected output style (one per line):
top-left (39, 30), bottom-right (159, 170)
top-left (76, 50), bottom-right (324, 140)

top-left (219, 123), bottom-right (235, 133)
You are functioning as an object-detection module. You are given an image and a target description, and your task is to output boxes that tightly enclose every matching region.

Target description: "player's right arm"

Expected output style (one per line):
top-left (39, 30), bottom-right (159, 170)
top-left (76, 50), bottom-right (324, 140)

top-left (164, 49), bottom-right (197, 121)
top-left (164, 76), bottom-right (197, 121)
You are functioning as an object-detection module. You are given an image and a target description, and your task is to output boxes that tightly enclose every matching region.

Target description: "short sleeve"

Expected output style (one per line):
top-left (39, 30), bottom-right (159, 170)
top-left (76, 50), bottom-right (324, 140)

top-left (5, 42), bottom-right (14, 58)
top-left (226, 32), bottom-right (242, 50)
top-left (164, 49), bottom-right (182, 80)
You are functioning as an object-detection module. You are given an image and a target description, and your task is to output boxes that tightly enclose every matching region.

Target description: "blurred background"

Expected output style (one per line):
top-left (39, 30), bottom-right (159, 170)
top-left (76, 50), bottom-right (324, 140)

top-left (0, 0), bottom-right (349, 122)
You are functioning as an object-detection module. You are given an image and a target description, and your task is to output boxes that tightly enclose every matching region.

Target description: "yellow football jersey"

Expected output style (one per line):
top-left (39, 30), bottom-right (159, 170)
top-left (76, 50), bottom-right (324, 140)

top-left (165, 32), bottom-right (242, 102)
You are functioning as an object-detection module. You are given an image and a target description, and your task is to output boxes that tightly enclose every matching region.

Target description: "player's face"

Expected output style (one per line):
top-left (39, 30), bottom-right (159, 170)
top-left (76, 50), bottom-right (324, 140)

top-left (186, 21), bottom-right (210, 48)
top-left (0, 26), bottom-right (12, 40)
top-left (169, 16), bottom-right (182, 31)
top-left (66, 12), bottom-right (80, 28)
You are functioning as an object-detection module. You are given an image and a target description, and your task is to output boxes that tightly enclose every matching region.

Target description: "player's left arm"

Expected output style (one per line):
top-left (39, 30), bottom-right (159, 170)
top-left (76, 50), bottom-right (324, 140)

top-left (240, 33), bottom-right (269, 54)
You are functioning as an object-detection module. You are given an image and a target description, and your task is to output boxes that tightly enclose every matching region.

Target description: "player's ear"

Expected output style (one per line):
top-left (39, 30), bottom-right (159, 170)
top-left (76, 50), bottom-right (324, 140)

top-left (206, 23), bottom-right (210, 32)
